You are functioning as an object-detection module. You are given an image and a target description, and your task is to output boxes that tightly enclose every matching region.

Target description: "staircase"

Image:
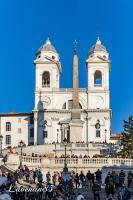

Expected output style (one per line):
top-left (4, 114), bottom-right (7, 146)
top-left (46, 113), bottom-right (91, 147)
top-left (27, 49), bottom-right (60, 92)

top-left (0, 164), bottom-right (15, 174)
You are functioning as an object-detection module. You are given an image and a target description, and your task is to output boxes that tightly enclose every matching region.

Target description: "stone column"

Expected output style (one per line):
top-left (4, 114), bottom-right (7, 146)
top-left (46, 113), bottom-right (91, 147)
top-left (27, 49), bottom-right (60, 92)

top-left (33, 111), bottom-right (38, 145)
top-left (60, 125), bottom-right (63, 143)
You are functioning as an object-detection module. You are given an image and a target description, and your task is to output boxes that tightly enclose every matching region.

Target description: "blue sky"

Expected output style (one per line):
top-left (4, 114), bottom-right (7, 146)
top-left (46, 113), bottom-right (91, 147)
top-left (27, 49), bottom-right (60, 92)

top-left (0, 0), bottom-right (132, 133)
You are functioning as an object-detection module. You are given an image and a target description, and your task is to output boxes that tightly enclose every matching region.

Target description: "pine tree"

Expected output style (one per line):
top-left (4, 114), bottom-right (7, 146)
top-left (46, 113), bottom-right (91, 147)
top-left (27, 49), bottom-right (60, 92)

top-left (119, 115), bottom-right (133, 158)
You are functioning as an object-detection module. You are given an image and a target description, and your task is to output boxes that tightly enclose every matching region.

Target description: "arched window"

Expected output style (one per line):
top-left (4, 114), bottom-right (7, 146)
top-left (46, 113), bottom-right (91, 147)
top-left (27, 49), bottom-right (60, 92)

top-left (68, 100), bottom-right (82, 109)
top-left (94, 70), bottom-right (102, 87)
top-left (6, 122), bottom-right (11, 131)
top-left (42, 71), bottom-right (50, 87)
top-left (62, 100), bottom-right (82, 110)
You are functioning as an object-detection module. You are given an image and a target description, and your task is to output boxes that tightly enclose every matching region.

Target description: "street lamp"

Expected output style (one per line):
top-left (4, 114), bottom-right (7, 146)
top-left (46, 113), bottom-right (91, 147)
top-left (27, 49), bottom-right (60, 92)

top-left (0, 134), bottom-right (3, 158)
top-left (44, 120), bottom-right (47, 128)
top-left (57, 129), bottom-right (59, 144)
top-left (63, 137), bottom-right (67, 170)
top-left (43, 120), bottom-right (47, 139)
top-left (19, 140), bottom-right (25, 168)
top-left (61, 138), bottom-right (71, 181)
top-left (105, 129), bottom-right (107, 143)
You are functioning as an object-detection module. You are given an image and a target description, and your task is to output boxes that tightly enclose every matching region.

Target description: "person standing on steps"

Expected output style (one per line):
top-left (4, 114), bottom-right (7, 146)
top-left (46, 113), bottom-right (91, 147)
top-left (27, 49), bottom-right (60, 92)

top-left (92, 180), bottom-right (101, 200)
top-left (86, 170), bottom-right (92, 187)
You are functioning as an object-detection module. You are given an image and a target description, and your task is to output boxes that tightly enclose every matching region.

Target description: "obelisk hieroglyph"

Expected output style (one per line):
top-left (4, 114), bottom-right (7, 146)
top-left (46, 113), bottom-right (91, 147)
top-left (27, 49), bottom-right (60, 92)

top-left (70, 42), bottom-right (83, 142)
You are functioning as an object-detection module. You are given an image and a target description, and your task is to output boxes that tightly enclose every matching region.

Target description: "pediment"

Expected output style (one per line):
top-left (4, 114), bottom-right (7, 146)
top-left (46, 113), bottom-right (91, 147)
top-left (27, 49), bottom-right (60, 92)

top-left (34, 55), bottom-right (58, 64)
top-left (86, 55), bottom-right (108, 63)
top-left (34, 55), bottom-right (62, 72)
top-left (59, 118), bottom-right (71, 124)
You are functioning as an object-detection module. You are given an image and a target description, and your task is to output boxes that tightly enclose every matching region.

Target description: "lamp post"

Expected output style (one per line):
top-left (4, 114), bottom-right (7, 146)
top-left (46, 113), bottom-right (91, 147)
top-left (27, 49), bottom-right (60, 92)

top-left (0, 134), bottom-right (3, 158)
top-left (44, 120), bottom-right (47, 128)
top-left (61, 137), bottom-right (71, 181)
top-left (63, 137), bottom-right (67, 170)
top-left (43, 120), bottom-right (47, 139)
top-left (19, 140), bottom-right (24, 168)
top-left (105, 129), bottom-right (107, 143)
top-left (57, 129), bottom-right (59, 144)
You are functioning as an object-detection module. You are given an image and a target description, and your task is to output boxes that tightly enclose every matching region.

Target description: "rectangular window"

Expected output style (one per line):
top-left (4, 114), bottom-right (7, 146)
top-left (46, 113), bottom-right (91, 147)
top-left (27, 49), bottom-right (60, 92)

top-left (30, 116), bottom-right (34, 124)
top-left (44, 131), bottom-right (48, 138)
top-left (6, 122), bottom-right (11, 131)
top-left (68, 100), bottom-right (73, 109)
top-left (96, 130), bottom-right (100, 137)
top-left (30, 128), bottom-right (34, 137)
top-left (18, 128), bottom-right (21, 133)
top-left (6, 135), bottom-right (11, 145)
top-left (18, 118), bottom-right (21, 123)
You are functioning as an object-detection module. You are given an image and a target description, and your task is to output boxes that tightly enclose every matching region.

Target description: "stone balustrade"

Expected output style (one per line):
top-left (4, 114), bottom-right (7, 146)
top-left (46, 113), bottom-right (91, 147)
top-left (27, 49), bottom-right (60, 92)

top-left (6, 154), bottom-right (133, 173)
top-left (21, 156), bottom-right (133, 169)
top-left (22, 156), bottom-right (41, 165)
top-left (54, 157), bottom-right (133, 168)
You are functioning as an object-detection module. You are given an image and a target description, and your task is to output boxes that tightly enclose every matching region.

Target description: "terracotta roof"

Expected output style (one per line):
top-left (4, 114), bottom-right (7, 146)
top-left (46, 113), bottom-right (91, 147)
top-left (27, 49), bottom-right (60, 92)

top-left (110, 134), bottom-right (123, 139)
top-left (89, 37), bottom-right (107, 54)
top-left (36, 38), bottom-right (57, 55)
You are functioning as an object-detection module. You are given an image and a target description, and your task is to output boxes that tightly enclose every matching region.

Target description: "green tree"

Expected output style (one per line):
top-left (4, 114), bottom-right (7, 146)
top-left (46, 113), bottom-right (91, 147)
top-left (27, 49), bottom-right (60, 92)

top-left (119, 115), bottom-right (133, 158)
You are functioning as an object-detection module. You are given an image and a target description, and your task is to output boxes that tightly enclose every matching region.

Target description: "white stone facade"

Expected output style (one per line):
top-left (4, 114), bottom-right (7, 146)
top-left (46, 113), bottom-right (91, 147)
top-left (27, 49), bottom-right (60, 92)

top-left (0, 113), bottom-right (34, 149)
top-left (33, 38), bottom-right (112, 145)
top-left (0, 37), bottom-right (115, 149)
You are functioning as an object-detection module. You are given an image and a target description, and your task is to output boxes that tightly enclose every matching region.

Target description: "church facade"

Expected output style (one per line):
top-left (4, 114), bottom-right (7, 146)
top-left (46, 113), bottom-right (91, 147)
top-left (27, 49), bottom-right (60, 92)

top-left (33, 38), bottom-right (111, 145)
top-left (0, 37), bottom-right (114, 149)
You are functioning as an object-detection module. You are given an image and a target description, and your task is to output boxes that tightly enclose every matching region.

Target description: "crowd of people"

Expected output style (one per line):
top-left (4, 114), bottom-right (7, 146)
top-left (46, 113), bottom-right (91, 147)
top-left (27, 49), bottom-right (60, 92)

top-left (91, 170), bottom-right (133, 200)
top-left (0, 166), bottom-right (133, 200)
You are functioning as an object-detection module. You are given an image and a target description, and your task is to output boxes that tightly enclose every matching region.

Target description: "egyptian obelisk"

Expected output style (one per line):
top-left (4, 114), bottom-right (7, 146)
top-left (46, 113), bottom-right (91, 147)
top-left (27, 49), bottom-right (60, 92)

top-left (72, 47), bottom-right (80, 118)
top-left (70, 42), bottom-right (83, 142)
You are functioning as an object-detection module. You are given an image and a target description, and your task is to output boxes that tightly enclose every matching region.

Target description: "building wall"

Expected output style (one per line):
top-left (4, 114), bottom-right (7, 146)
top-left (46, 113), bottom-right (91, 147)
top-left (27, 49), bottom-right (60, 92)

top-left (0, 114), bottom-right (34, 149)
top-left (0, 39), bottom-right (115, 148)
top-left (33, 39), bottom-right (112, 145)
top-left (87, 111), bottom-right (111, 142)
top-left (35, 89), bottom-right (87, 110)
